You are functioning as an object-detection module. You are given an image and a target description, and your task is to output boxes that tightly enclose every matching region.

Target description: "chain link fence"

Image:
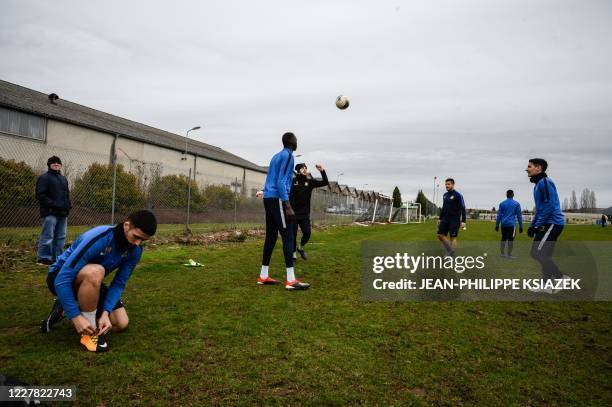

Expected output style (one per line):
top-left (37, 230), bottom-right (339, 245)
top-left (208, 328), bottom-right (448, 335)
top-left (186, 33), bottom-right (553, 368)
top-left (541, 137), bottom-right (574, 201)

top-left (1, 133), bottom-right (397, 245)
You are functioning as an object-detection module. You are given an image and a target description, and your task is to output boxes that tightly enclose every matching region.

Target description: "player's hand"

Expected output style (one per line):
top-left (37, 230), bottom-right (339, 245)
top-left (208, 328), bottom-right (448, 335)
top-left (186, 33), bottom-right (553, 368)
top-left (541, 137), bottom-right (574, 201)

top-left (97, 311), bottom-right (112, 335)
top-left (519, 227), bottom-right (524, 234)
top-left (315, 164), bottom-right (324, 172)
top-left (255, 190), bottom-right (263, 198)
top-left (461, 222), bottom-right (466, 229)
top-left (437, 219), bottom-right (441, 225)
top-left (72, 315), bottom-right (96, 335)
top-left (527, 227), bottom-right (535, 238)
top-left (284, 203), bottom-right (296, 220)
top-left (495, 226), bottom-right (499, 232)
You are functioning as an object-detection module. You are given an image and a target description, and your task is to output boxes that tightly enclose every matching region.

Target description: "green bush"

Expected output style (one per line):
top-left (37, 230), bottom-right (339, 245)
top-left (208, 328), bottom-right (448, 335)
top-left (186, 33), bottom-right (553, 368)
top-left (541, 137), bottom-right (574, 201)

top-left (0, 158), bottom-right (37, 207)
top-left (202, 184), bottom-right (236, 210)
top-left (72, 163), bottom-right (144, 212)
top-left (148, 174), bottom-right (205, 212)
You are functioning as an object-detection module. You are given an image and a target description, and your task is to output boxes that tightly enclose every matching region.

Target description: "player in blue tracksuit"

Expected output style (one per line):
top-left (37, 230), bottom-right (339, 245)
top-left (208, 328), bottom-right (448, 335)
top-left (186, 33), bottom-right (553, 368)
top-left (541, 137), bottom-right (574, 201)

top-left (258, 132), bottom-right (310, 290)
top-left (495, 190), bottom-right (524, 258)
top-left (526, 158), bottom-right (566, 289)
top-left (437, 178), bottom-right (466, 256)
top-left (41, 210), bottom-right (157, 352)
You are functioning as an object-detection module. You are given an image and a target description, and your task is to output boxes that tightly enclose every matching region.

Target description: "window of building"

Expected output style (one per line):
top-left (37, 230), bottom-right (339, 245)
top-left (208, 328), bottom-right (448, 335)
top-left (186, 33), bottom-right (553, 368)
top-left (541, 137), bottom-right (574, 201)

top-left (0, 107), bottom-right (47, 141)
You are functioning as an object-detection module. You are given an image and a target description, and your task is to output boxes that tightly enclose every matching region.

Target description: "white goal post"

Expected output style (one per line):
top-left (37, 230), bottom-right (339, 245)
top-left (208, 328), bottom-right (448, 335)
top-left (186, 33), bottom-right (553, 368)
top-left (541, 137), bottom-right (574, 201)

top-left (354, 200), bottom-right (422, 225)
top-left (389, 202), bottom-right (422, 224)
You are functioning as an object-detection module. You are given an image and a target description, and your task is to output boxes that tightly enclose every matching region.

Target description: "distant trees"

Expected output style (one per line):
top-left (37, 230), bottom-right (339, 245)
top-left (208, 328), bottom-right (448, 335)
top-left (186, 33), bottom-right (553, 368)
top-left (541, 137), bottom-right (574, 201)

top-left (564, 189), bottom-right (597, 212)
top-left (570, 190), bottom-right (578, 211)
top-left (415, 190), bottom-right (436, 216)
top-left (392, 186), bottom-right (402, 208)
top-left (579, 188), bottom-right (597, 212)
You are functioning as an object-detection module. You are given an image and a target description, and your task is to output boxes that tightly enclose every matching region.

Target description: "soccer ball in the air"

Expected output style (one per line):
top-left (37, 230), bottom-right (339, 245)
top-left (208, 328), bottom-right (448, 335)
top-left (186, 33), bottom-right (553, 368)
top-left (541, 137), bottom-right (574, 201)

top-left (335, 95), bottom-right (349, 110)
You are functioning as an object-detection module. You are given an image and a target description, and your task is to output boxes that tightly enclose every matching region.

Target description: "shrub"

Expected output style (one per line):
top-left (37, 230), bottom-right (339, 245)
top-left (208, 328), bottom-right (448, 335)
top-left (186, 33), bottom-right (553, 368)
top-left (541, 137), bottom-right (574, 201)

top-left (202, 184), bottom-right (236, 210)
top-left (72, 163), bottom-right (144, 212)
top-left (148, 174), bottom-right (205, 212)
top-left (0, 158), bottom-right (37, 207)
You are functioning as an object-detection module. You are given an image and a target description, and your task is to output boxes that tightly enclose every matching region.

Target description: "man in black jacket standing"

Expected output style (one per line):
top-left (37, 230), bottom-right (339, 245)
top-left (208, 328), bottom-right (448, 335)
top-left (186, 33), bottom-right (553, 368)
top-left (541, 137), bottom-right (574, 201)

top-left (289, 163), bottom-right (329, 260)
top-left (437, 178), bottom-right (466, 256)
top-left (36, 156), bottom-right (71, 265)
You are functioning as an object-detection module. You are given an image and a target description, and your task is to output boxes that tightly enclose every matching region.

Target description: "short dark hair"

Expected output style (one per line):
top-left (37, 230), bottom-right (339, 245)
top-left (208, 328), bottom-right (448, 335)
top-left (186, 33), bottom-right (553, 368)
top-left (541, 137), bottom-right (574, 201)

top-left (282, 132), bottom-right (296, 147)
top-left (529, 158), bottom-right (548, 172)
top-left (506, 189), bottom-right (514, 198)
top-left (127, 210), bottom-right (157, 236)
top-left (445, 178), bottom-right (455, 184)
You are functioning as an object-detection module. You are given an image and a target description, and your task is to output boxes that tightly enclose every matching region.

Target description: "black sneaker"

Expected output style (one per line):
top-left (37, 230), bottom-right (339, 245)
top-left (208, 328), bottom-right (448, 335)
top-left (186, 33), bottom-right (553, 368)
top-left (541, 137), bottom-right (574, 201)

top-left (41, 298), bottom-right (64, 333)
top-left (297, 247), bottom-right (308, 260)
top-left (36, 258), bottom-right (53, 266)
top-left (285, 279), bottom-right (311, 290)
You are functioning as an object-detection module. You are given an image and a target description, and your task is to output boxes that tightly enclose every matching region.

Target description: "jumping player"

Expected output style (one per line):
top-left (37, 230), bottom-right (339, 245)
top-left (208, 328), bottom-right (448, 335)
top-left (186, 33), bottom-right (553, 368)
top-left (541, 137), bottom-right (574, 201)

top-left (495, 190), bottom-right (524, 258)
top-left (290, 163), bottom-right (329, 260)
top-left (437, 178), bottom-right (466, 256)
top-left (258, 132), bottom-right (310, 290)
top-left (526, 158), bottom-right (568, 293)
top-left (40, 210), bottom-right (157, 352)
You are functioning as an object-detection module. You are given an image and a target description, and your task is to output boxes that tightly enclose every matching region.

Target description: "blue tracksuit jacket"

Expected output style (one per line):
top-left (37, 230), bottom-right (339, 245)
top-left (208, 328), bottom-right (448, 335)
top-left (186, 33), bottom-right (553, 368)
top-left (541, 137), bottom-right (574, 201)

top-left (49, 225), bottom-right (142, 319)
top-left (263, 147), bottom-right (294, 202)
top-left (532, 176), bottom-right (565, 227)
top-left (496, 198), bottom-right (524, 229)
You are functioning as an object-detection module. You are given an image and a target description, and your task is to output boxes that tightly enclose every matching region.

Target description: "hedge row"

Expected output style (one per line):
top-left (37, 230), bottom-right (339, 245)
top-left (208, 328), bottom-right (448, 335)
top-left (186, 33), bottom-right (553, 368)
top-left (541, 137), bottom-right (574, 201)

top-left (0, 158), bottom-right (246, 213)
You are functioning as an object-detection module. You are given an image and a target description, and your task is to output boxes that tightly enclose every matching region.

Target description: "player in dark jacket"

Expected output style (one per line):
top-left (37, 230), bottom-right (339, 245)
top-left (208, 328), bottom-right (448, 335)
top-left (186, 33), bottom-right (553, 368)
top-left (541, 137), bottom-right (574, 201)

top-left (35, 156), bottom-right (72, 265)
top-left (40, 210), bottom-right (157, 352)
top-left (437, 178), bottom-right (466, 256)
top-left (289, 163), bottom-right (329, 260)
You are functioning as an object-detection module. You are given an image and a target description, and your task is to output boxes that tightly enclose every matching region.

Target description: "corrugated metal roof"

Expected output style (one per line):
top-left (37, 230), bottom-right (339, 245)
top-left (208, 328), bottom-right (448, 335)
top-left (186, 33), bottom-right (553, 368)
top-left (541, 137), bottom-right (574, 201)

top-left (0, 79), bottom-right (267, 173)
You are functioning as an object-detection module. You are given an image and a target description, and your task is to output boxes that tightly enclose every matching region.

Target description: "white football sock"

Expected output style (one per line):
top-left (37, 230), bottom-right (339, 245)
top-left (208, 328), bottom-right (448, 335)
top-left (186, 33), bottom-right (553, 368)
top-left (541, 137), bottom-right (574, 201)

top-left (286, 267), bottom-right (295, 282)
top-left (260, 265), bottom-right (269, 279)
top-left (82, 310), bottom-right (97, 331)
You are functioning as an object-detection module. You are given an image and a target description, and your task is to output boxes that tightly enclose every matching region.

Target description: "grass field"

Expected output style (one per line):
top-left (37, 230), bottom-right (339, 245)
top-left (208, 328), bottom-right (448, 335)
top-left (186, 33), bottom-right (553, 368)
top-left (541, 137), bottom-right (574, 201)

top-left (1, 221), bottom-right (611, 406)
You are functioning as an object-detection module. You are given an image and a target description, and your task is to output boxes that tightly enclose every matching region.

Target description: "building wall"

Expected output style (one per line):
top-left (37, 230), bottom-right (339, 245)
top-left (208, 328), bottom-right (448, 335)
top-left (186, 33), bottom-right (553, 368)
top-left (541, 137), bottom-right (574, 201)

top-left (0, 115), bottom-right (266, 195)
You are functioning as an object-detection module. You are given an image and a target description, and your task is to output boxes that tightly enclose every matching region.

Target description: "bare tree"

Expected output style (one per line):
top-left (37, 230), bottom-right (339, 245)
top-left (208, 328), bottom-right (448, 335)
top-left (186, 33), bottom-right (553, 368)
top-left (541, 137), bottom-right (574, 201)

top-left (580, 188), bottom-right (590, 212)
top-left (562, 197), bottom-right (569, 211)
top-left (570, 190), bottom-right (578, 211)
top-left (590, 190), bottom-right (597, 210)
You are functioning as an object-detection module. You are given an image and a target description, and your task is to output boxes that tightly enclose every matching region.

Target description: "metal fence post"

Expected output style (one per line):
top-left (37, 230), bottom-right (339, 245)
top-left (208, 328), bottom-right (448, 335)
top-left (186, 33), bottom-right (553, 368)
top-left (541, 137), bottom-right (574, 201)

top-left (111, 134), bottom-right (118, 224)
top-left (233, 176), bottom-right (238, 226)
top-left (372, 198), bottom-right (378, 223)
top-left (186, 167), bottom-right (192, 232)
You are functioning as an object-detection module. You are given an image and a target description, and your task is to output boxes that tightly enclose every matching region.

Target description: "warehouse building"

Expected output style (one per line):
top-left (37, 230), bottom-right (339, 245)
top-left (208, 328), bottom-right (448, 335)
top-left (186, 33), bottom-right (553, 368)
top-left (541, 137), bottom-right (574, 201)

top-left (0, 79), bottom-right (267, 196)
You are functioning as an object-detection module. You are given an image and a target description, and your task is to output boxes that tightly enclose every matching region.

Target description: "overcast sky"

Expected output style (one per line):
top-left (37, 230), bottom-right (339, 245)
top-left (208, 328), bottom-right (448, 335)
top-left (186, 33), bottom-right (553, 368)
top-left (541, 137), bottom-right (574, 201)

top-left (1, 0), bottom-right (611, 209)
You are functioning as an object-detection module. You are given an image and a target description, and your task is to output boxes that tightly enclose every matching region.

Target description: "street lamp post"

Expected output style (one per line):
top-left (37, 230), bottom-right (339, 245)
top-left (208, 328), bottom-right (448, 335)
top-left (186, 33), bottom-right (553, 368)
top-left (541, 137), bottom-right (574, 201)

top-left (183, 126), bottom-right (201, 232)
top-left (182, 126), bottom-right (201, 160)
top-left (337, 172), bottom-right (344, 185)
top-left (432, 176), bottom-right (437, 216)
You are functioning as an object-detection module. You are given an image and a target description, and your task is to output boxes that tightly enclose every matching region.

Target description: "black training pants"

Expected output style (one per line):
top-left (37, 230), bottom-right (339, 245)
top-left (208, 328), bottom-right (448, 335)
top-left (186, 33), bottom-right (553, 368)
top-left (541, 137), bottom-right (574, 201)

top-left (262, 198), bottom-right (294, 268)
top-left (530, 224), bottom-right (564, 281)
top-left (500, 226), bottom-right (516, 255)
top-left (293, 218), bottom-right (312, 252)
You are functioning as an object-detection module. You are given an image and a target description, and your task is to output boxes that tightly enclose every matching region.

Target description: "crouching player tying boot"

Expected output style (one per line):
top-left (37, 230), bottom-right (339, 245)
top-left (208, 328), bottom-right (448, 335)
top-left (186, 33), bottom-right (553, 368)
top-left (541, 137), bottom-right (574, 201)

top-left (41, 210), bottom-right (157, 352)
top-left (290, 163), bottom-right (329, 260)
